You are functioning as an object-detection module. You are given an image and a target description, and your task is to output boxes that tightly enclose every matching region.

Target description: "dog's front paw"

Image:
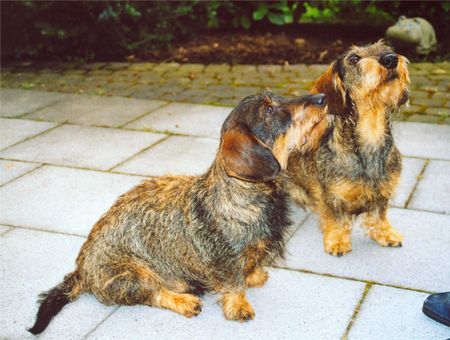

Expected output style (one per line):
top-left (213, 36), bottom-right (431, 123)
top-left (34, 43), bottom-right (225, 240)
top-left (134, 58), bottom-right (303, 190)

top-left (174, 293), bottom-right (203, 318)
top-left (222, 292), bottom-right (255, 322)
top-left (369, 227), bottom-right (403, 247)
top-left (323, 229), bottom-right (352, 257)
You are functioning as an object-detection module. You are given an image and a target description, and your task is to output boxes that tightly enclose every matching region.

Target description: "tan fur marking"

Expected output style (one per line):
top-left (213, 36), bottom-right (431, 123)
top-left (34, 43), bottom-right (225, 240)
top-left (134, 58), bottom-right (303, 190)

top-left (245, 268), bottom-right (269, 288)
top-left (363, 211), bottom-right (403, 247)
top-left (221, 291), bottom-right (255, 322)
top-left (153, 289), bottom-right (202, 318)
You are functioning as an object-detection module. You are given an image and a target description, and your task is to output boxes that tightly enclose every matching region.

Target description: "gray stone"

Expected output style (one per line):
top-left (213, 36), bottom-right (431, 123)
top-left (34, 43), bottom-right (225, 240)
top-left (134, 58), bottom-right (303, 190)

top-left (284, 208), bottom-right (450, 292)
top-left (27, 94), bottom-right (166, 127)
top-left (0, 118), bottom-right (56, 150)
top-left (0, 125), bottom-right (165, 170)
top-left (0, 166), bottom-right (145, 235)
top-left (90, 269), bottom-right (364, 340)
top-left (125, 103), bottom-right (230, 138)
top-left (115, 136), bottom-right (219, 176)
top-left (349, 286), bottom-right (450, 339)
top-left (0, 159), bottom-right (40, 186)
top-left (393, 122), bottom-right (450, 160)
top-left (0, 228), bottom-right (116, 339)
top-left (0, 224), bottom-right (11, 235)
top-left (408, 160), bottom-right (450, 214)
top-left (391, 157), bottom-right (426, 208)
top-left (0, 89), bottom-right (68, 117)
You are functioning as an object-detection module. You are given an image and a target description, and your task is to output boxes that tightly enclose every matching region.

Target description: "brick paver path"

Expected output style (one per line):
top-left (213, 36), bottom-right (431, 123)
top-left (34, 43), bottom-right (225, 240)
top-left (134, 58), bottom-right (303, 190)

top-left (1, 61), bottom-right (449, 124)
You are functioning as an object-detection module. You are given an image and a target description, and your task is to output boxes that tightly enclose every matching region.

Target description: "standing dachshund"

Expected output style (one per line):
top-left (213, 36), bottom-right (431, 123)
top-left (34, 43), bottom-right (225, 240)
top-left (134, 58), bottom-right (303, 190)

top-left (287, 40), bottom-right (410, 256)
top-left (29, 91), bottom-right (327, 334)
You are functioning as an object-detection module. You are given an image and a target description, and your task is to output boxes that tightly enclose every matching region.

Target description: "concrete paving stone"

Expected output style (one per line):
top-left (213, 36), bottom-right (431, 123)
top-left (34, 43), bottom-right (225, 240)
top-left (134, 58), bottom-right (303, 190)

top-left (128, 62), bottom-right (156, 72)
top-left (0, 224), bottom-right (11, 235)
top-left (390, 157), bottom-right (426, 208)
top-left (0, 159), bottom-right (40, 186)
top-left (204, 64), bottom-right (231, 74)
top-left (425, 107), bottom-right (450, 117)
top-left (0, 228), bottom-right (116, 339)
top-left (412, 97), bottom-right (444, 107)
top-left (0, 88), bottom-right (68, 117)
top-left (26, 94), bottom-right (166, 127)
top-left (0, 118), bottom-right (56, 150)
top-left (115, 136), bottom-right (219, 176)
top-left (348, 286), bottom-right (450, 339)
top-left (393, 122), bottom-right (450, 160)
top-left (408, 160), bottom-right (450, 214)
top-left (0, 165), bottom-right (145, 235)
top-left (0, 125), bottom-right (165, 170)
top-left (125, 103), bottom-right (231, 138)
top-left (283, 208), bottom-right (450, 292)
top-left (406, 114), bottom-right (440, 124)
top-left (89, 268), bottom-right (364, 340)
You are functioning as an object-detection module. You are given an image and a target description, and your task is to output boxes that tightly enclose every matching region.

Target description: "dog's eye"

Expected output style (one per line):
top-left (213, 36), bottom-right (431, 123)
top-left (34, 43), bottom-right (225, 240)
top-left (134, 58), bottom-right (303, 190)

top-left (265, 105), bottom-right (273, 115)
top-left (349, 54), bottom-right (360, 65)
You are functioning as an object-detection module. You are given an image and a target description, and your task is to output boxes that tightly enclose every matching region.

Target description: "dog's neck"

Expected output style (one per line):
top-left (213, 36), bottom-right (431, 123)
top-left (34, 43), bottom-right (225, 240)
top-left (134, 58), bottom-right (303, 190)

top-left (330, 99), bottom-right (394, 155)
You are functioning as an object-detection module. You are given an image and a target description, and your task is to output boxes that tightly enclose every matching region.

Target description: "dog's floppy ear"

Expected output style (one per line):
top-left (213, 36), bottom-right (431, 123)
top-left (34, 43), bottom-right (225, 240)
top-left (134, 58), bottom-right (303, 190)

top-left (220, 124), bottom-right (281, 182)
top-left (312, 58), bottom-right (348, 115)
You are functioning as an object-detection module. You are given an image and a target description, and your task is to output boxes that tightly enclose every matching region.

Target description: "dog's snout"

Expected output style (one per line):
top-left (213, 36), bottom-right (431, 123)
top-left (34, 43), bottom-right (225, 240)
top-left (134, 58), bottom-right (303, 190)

top-left (379, 53), bottom-right (398, 69)
top-left (312, 94), bottom-right (326, 107)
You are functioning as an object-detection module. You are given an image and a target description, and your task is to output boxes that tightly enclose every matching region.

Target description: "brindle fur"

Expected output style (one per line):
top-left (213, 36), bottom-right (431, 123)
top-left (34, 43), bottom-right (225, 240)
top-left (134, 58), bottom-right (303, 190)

top-left (287, 41), bottom-right (410, 256)
top-left (28, 91), bottom-right (327, 334)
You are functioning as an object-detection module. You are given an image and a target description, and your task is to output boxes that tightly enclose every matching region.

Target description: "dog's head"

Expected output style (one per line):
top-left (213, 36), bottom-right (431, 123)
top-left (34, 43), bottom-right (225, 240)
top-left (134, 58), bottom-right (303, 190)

top-left (219, 91), bottom-right (327, 182)
top-left (313, 40), bottom-right (410, 116)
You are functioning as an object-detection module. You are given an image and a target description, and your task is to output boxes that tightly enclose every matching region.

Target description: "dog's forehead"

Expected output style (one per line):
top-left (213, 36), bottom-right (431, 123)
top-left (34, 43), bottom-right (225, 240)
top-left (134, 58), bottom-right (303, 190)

top-left (348, 42), bottom-right (393, 58)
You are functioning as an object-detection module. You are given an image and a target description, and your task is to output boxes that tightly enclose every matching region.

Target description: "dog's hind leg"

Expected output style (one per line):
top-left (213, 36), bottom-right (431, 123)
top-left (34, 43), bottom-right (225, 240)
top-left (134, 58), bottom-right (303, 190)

top-left (363, 208), bottom-right (403, 247)
top-left (89, 258), bottom-right (202, 318)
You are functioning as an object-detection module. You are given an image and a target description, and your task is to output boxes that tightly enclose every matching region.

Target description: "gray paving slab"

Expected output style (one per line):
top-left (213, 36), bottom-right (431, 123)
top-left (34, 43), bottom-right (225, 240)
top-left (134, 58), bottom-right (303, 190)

top-left (89, 268), bottom-right (364, 340)
top-left (0, 224), bottom-right (11, 235)
top-left (393, 122), bottom-right (450, 160)
top-left (0, 166), bottom-right (144, 236)
top-left (390, 157), bottom-right (426, 208)
top-left (349, 286), bottom-right (450, 339)
top-left (0, 124), bottom-right (165, 170)
top-left (0, 88), bottom-right (68, 117)
top-left (409, 160), bottom-right (450, 214)
top-left (115, 136), bottom-right (219, 176)
top-left (27, 95), bottom-right (167, 128)
top-left (0, 228), bottom-right (116, 339)
top-left (0, 159), bottom-right (40, 185)
top-left (283, 208), bottom-right (450, 292)
top-left (0, 118), bottom-right (56, 150)
top-left (125, 103), bottom-right (230, 138)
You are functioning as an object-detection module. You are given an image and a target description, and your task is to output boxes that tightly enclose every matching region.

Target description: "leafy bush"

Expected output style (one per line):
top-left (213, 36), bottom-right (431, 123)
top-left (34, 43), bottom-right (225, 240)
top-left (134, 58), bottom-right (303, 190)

top-left (1, 1), bottom-right (448, 62)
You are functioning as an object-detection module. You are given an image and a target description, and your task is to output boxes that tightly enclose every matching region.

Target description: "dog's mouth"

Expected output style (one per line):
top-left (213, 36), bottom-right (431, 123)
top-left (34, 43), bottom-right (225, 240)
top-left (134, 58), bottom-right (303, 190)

top-left (299, 115), bottom-right (325, 148)
top-left (385, 70), bottom-right (399, 82)
top-left (398, 90), bottom-right (409, 106)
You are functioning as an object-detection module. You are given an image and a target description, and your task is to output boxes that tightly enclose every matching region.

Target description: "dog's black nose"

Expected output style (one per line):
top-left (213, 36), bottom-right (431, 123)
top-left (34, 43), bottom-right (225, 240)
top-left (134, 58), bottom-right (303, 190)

top-left (379, 53), bottom-right (398, 69)
top-left (312, 94), bottom-right (326, 107)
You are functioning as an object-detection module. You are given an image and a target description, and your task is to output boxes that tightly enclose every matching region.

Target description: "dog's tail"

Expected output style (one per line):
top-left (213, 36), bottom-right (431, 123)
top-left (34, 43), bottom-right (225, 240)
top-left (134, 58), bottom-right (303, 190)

top-left (28, 271), bottom-right (81, 335)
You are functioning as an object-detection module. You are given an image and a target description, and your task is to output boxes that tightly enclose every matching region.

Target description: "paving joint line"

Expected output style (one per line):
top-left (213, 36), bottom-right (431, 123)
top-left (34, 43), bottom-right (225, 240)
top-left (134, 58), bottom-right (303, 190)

top-left (107, 135), bottom-right (172, 172)
top-left (82, 306), bottom-right (120, 340)
top-left (0, 226), bottom-right (16, 237)
top-left (341, 283), bottom-right (372, 340)
top-left (117, 101), bottom-right (171, 128)
top-left (0, 163), bottom-right (44, 188)
top-left (0, 222), bottom-right (88, 239)
top-left (404, 159), bottom-right (429, 208)
top-left (273, 265), bottom-right (435, 294)
top-left (0, 122), bottom-right (63, 152)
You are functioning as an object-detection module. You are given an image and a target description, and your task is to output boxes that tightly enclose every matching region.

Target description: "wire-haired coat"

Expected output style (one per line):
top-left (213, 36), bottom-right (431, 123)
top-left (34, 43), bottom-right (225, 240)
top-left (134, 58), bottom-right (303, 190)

top-left (28, 91), bottom-right (327, 334)
top-left (287, 41), bottom-right (410, 256)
